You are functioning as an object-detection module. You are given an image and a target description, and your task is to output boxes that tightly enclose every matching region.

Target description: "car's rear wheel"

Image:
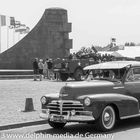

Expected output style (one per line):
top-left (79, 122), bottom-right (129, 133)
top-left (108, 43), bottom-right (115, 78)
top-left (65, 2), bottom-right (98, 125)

top-left (60, 73), bottom-right (69, 81)
top-left (48, 120), bottom-right (66, 129)
top-left (96, 105), bottom-right (116, 131)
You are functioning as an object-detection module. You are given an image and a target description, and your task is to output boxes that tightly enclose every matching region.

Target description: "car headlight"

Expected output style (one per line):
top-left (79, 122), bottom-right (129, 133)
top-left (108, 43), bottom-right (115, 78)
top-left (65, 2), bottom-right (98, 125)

top-left (40, 96), bottom-right (48, 105)
top-left (84, 97), bottom-right (91, 106)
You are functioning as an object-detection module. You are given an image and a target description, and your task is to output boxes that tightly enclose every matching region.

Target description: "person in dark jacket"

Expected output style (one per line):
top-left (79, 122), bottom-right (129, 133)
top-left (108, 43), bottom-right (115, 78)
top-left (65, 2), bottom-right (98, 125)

top-left (47, 59), bottom-right (54, 80)
top-left (33, 58), bottom-right (39, 81)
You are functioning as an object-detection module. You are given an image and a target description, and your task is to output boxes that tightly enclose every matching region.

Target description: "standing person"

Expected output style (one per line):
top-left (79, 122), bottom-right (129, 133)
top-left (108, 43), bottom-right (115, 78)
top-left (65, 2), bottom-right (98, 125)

top-left (38, 59), bottom-right (44, 81)
top-left (47, 58), bottom-right (53, 80)
top-left (33, 58), bottom-right (39, 81)
top-left (43, 58), bottom-right (49, 79)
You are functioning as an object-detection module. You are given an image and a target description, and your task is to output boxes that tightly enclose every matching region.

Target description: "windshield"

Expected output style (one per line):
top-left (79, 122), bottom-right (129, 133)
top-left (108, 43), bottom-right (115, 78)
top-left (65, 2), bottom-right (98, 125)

top-left (85, 68), bottom-right (126, 82)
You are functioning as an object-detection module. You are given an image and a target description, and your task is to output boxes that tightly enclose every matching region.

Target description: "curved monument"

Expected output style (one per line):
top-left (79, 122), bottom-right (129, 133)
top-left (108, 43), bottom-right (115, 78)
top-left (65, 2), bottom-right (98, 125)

top-left (0, 8), bottom-right (72, 69)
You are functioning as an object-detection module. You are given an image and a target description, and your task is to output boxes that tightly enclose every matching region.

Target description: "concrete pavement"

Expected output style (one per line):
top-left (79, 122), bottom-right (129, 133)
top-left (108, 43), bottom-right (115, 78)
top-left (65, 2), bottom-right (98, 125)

top-left (0, 79), bottom-right (65, 128)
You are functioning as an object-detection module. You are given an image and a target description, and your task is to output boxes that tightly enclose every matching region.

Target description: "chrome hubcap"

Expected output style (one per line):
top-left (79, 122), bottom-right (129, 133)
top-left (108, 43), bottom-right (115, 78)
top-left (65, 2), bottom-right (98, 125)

top-left (104, 112), bottom-right (110, 122)
top-left (102, 106), bottom-right (115, 129)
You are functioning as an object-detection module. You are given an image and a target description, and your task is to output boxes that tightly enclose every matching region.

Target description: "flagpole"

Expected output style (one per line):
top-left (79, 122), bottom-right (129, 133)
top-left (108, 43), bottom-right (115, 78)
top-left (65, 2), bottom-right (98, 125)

top-left (18, 32), bottom-right (20, 41)
top-left (13, 28), bottom-right (15, 45)
top-left (6, 16), bottom-right (10, 49)
top-left (7, 26), bottom-right (9, 49)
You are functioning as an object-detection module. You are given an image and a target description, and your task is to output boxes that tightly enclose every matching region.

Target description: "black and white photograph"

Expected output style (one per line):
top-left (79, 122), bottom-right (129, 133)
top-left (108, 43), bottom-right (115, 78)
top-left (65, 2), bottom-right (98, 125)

top-left (0, 0), bottom-right (140, 139)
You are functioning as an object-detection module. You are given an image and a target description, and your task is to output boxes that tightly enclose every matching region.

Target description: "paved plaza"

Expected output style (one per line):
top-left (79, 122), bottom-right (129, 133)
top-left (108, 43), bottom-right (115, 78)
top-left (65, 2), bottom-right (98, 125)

top-left (0, 79), bottom-right (66, 126)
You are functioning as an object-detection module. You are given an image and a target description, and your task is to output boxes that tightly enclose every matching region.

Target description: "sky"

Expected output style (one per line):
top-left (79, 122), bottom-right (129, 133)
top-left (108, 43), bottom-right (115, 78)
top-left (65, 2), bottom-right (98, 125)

top-left (1, 0), bottom-right (140, 52)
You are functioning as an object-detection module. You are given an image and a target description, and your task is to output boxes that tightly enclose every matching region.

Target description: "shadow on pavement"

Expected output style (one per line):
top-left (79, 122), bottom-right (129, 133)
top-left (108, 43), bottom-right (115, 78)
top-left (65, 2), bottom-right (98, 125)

top-left (35, 123), bottom-right (104, 138)
top-left (35, 117), bottom-right (140, 137)
top-left (113, 117), bottom-right (140, 132)
top-left (0, 120), bottom-right (48, 131)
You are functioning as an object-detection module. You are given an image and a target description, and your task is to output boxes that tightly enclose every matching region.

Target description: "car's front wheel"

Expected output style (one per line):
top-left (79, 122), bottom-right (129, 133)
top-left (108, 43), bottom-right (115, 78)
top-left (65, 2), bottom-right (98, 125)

top-left (48, 121), bottom-right (66, 129)
top-left (96, 105), bottom-right (116, 131)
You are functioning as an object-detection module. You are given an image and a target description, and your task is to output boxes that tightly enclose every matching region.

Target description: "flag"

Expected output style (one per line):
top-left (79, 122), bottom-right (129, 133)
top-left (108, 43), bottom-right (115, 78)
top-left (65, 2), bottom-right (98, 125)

top-left (10, 17), bottom-right (15, 26)
top-left (9, 17), bottom-right (22, 28)
top-left (15, 28), bottom-right (26, 33)
top-left (15, 26), bottom-right (30, 34)
top-left (0, 15), bottom-right (6, 26)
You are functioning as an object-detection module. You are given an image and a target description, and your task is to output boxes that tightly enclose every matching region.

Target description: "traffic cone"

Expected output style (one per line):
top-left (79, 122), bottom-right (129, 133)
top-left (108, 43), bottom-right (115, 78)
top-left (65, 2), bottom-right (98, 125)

top-left (23, 98), bottom-right (35, 112)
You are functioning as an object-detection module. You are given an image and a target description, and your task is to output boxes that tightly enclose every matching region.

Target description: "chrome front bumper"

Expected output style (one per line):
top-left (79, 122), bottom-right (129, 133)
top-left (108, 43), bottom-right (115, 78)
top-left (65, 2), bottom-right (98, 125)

top-left (40, 109), bottom-right (95, 123)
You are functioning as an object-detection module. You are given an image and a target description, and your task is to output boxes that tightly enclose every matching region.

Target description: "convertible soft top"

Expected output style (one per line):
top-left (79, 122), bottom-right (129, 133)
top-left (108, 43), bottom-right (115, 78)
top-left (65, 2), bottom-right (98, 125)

top-left (84, 61), bottom-right (140, 70)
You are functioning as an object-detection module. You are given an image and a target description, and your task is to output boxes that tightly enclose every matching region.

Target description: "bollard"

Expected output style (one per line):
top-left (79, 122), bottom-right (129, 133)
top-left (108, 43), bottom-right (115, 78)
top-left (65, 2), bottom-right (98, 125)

top-left (23, 98), bottom-right (35, 112)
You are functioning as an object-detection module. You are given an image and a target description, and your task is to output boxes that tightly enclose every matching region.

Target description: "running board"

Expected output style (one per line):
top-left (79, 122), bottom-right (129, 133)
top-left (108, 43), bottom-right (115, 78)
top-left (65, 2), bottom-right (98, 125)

top-left (120, 112), bottom-right (140, 120)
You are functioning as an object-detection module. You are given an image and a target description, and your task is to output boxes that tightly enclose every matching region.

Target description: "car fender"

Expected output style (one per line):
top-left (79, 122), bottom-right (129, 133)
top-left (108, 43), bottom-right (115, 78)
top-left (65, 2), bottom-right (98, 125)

top-left (44, 93), bottom-right (59, 101)
top-left (41, 93), bottom-right (59, 109)
top-left (77, 93), bottom-right (139, 120)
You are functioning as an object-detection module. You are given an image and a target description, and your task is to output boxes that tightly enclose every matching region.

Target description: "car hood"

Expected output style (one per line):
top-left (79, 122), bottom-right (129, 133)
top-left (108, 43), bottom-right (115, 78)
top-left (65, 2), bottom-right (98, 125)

top-left (59, 80), bottom-right (124, 100)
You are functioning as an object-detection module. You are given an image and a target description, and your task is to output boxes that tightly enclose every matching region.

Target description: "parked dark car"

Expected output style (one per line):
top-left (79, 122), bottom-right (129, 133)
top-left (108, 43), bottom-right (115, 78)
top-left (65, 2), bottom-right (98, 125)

top-left (40, 61), bottom-right (140, 131)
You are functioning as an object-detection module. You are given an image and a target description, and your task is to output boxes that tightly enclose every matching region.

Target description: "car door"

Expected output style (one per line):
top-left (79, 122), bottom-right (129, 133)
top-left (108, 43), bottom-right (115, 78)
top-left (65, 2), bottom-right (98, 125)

top-left (124, 67), bottom-right (140, 103)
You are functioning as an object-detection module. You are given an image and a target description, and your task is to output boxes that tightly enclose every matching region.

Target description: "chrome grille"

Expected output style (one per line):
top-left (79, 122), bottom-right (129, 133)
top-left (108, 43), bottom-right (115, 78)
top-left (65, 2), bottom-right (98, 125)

top-left (47, 100), bottom-right (84, 115)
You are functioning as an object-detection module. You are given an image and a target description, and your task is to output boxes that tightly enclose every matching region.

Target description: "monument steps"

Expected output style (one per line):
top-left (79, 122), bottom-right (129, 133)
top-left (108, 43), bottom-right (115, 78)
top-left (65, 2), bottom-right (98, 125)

top-left (0, 75), bottom-right (34, 79)
top-left (0, 70), bottom-right (34, 79)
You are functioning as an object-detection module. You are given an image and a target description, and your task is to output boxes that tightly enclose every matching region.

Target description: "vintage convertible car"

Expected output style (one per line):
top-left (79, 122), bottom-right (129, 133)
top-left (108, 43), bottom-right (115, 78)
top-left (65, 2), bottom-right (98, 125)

top-left (40, 61), bottom-right (140, 131)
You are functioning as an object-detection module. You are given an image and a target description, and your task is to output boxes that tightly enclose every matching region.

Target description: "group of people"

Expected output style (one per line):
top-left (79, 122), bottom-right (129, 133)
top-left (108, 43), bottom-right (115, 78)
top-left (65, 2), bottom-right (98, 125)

top-left (32, 52), bottom-right (114, 81)
top-left (32, 58), bottom-right (53, 81)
